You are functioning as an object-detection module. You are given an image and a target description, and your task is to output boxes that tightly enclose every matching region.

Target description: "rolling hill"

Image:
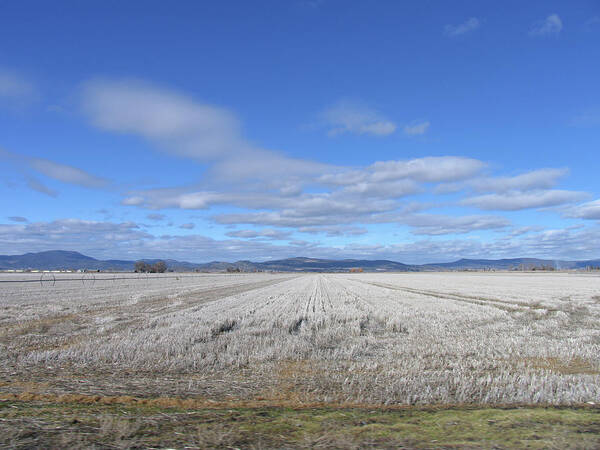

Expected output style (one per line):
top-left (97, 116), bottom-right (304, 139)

top-left (1, 250), bottom-right (599, 272)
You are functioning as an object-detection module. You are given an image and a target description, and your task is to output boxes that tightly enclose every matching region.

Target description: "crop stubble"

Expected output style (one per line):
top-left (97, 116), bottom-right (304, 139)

top-left (0, 271), bottom-right (599, 406)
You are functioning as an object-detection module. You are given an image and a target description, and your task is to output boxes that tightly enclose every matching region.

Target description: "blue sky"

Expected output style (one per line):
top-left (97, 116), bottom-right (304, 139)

top-left (1, 1), bottom-right (599, 263)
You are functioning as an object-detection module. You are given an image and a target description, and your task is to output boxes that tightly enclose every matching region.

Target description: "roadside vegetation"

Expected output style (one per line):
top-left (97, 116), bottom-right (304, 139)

top-left (1, 399), bottom-right (599, 449)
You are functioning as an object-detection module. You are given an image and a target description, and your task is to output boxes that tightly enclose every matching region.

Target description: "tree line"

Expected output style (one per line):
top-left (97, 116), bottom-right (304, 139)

top-left (134, 261), bottom-right (167, 273)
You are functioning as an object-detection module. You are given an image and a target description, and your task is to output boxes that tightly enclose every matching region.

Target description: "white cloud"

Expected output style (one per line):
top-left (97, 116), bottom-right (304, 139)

top-left (81, 80), bottom-right (493, 234)
top-left (119, 156), bottom-right (492, 232)
top-left (393, 227), bottom-right (600, 263)
top-left (122, 196), bottom-right (145, 206)
top-left (471, 168), bottom-right (569, 193)
top-left (318, 156), bottom-right (484, 187)
top-left (179, 223), bottom-right (195, 230)
top-left (403, 121), bottom-right (430, 136)
top-left (444, 18), bottom-right (480, 37)
top-left (366, 157), bottom-right (485, 183)
top-left (319, 101), bottom-right (397, 137)
top-left (225, 228), bottom-right (292, 240)
top-left (214, 207), bottom-right (387, 229)
top-left (530, 14), bottom-right (563, 36)
top-left (81, 79), bottom-right (328, 184)
top-left (81, 79), bottom-right (248, 159)
top-left (432, 182), bottom-right (466, 194)
top-left (401, 214), bottom-right (510, 235)
top-left (508, 226), bottom-right (543, 237)
top-left (340, 179), bottom-right (419, 198)
top-left (297, 226), bottom-right (368, 237)
top-left (462, 169), bottom-right (585, 212)
top-left (568, 200), bottom-right (600, 220)
top-left (209, 148), bottom-right (328, 182)
top-left (463, 190), bottom-right (586, 211)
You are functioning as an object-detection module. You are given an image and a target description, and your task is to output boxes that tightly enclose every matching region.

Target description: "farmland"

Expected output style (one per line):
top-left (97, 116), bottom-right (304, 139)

top-left (1, 271), bottom-right (599, 447)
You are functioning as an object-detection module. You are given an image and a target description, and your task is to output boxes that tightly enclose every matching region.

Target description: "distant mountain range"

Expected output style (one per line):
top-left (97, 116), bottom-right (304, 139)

top-left (1, 250), bottom-right (599, 272)
top-left (0, 251), bottom-right (200, 271)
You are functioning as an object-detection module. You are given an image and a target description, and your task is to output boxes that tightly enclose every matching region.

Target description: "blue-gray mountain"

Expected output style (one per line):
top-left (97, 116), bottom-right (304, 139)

top-left (1, 251), bottom-right (599, 272)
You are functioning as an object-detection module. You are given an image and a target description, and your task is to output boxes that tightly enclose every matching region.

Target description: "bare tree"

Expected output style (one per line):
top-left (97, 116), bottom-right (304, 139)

top-left (134, 261), bottom-right (149, 273)
top-left (153, 261), bottom-right (167, 273)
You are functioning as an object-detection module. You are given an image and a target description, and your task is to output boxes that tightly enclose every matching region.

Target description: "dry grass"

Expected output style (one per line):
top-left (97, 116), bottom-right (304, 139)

top-left (1, 399), bottom-right (599, 449)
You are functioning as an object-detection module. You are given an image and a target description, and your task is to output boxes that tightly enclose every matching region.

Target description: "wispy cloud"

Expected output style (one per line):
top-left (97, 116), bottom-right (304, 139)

top-left (584, 16), bottom-right (600, 31)
top-left (146, 213), bottom-right (166, 221)
top-left (298, 226), bottom-right (367, 237)
top-left (225, 228), bottom-right (292, 240)
top-left (298, 0), bottom-right (324, 8)
top-left (7, 216), bottom-right (28, 223)
top-left (81, 79), bottom-right (248, 160)
top-left (319, 101), bottom-right (397, 137)
top-left (402, 214), bottom-right (509, 236)
top-left (362, 157), bottom-right (486, 183)
top-left (403, 121), bottom-right (430, 136)
top-left (0, 70), bottom-right (35, 103)
top-left (444, 18), bottom-right (480, 37)
top-left (570, 108), bottom-right (600, 127)
top-left (28, 157), bottom-right (109, 189)
top-left (26, 177), bottom-right (58, 197)
top-left (435, 168), bottom-right (571, 196)
top-left (471, 168), bottom-right (569, 193)
top-left (81, 79), bottom-right (327, 183)
top-left (462, 190), bottom-right (586, 211)
top-left (530, 14), bottom-right (562, 37)
top-left (1, 148), bottom-right (109, 193)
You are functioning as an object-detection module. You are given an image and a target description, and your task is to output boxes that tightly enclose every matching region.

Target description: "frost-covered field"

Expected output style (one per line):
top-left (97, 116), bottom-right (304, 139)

top-left (1, 272), bottom-right (599, 406)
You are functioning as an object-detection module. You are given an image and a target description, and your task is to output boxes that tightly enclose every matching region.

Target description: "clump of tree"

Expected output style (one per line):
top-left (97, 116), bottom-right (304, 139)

top-left (134, 261), bottom-right (167, 273)
top-left (512, 263), bottom-right (556, 271)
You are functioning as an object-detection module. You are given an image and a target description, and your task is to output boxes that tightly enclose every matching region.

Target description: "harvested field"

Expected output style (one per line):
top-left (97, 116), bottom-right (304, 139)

top-left (1, 271), bottom-right (599, 406)
top-left (1, 271), bottom-right (600, 447)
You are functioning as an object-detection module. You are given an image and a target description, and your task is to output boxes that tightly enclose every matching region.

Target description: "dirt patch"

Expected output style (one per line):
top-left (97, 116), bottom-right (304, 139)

top-left (2, 390), bottom-right (599, 412)
top-left (256, 360), bottom-right (320, 404)
top-left (0, 313), bottom-right (82, 338)
top-left (520, 357), bottom-right (600, 375)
